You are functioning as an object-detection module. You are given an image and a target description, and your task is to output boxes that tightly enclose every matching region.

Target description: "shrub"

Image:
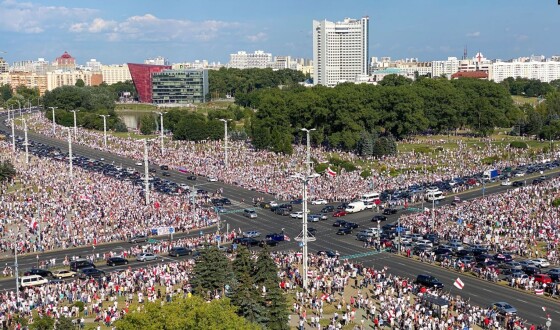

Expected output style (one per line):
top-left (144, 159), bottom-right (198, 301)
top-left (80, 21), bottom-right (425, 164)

top-left (481, 156), bottom-right (499, 165)
top-left (510, 141), bottom-right (528, 149)
top-left (360, 169), bottom-right (371, 178)
top-left (314, 163), bottom-right (328, 174)
top-left (552, 198), bottom-right (560, 208)
top-left (73, 301), bottom-right (85, 312)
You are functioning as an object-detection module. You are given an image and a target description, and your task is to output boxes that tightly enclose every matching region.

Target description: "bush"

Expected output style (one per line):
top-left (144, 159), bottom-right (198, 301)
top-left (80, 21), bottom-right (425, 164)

top-left (314, 163), bottom-right (328, 174)
top-left (360, 169), bottom-right (371, 178)
top-left (481, 156), bottom-right (499, 165)
top-left (73, 301), bottom-right (85, 312)
top-left (552, 198), bottom-right (560, 208)
top-left (510, 141), bottom-right (528, 149)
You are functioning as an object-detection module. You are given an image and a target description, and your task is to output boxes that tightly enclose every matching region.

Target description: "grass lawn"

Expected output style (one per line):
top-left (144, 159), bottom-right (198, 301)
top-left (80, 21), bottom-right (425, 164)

top-left (110, 131), bottom-right (157, 140)
top-left (511, 95), bottom-right (539, 106)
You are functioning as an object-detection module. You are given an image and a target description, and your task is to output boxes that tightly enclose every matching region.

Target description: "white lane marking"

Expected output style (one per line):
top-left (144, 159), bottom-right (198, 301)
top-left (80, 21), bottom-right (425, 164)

top-left (515, 299), bottom-right (528, 303)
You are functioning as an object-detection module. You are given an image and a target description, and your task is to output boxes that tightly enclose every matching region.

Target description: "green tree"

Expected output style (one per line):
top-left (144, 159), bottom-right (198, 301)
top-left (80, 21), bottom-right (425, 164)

top-left (56, 316), bottom-right (76, 330)
top-left (192, 247), bottom-right (233, 297)
top-left (29, 316), bottom-right (55, 330)
top-left (356, 130), bottom-right (373, 156)
top-left (75, 79), bottom-right (85, 87)
top-left (140, 114), bottom-right (156, 135)
top-left (0, 160), bottom-right (16, 183)
top-left (0, 84), bottom-right (13, 103)
top-left (378, 74), bottom-right (413, 87)
top-left (114, 296), bottom-right (261, 330)
top-left (230, 247), bottom-right (266, 325)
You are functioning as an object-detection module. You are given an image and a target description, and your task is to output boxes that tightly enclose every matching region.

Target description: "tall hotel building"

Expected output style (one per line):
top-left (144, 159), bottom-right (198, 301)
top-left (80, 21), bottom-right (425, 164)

top-left (313, 17), bottom-right (369, 86)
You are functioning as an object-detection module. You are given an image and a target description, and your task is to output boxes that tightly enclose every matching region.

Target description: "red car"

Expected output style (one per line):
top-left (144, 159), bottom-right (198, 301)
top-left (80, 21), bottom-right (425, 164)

top-left (333, 210), bottom-right (347, 217)
top-left (534, 274), bottom-right (553, 284)
top-left (380, 238), bottom-right (393, 247)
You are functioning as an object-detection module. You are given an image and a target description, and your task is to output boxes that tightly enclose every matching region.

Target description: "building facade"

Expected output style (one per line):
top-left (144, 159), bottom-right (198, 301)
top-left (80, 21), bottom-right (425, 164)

top-left (8, 72), bottom-right (48, 95)
top-left (101, 64), bottom-right (132, 85)
top-left (46, 70), bottom-right (102, 91)
top-left (152, 69), bottom-right (208, 104)
top-left (127, 63), bottom-right (171, 103)
top-left (491, 59), bottom-right (560, 83)
top-left (55, 51), bottom-right (76, 70)
top-left (228, 51), bottom-right (272, 69)
top-left (313, 17), bottom-right (369, 86)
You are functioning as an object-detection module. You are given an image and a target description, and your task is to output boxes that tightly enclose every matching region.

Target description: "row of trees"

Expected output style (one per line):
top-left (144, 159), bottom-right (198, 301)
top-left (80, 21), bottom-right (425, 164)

top-left (115, 246), bottom-right (289, 329)
top-left (236, 76), bottom-right (522, 154)
top-left (208, 68), bottom-right (307, 99)
top-left (500, 77), bottom-right (559, 98)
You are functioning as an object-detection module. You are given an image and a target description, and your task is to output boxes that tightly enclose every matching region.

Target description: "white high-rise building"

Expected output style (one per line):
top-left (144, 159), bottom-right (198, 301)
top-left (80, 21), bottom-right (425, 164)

top-left (313, 17), bottom-right (369, 86)
top-left (101, 64), bottom-right (132, 85)
top-left (228, 51), bottom-right (272, 69)
top-left (491, 59), bottom-right (560, 83)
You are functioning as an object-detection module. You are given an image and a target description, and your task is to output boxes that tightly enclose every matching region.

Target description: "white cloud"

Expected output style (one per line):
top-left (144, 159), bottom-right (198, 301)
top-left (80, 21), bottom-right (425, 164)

top-left (466, 31), bottom-right (480, 38)
top-left (70, 14), bottom-right (240, 43)
top-left (0, 0), bottom-right (97, 33)
top-left (246, 32), bottom-right (267, 42)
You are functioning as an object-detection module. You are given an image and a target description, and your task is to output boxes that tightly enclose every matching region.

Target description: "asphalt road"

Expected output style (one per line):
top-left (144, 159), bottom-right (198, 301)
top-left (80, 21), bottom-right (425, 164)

top-left (1, 111), bottom-right (558, 326)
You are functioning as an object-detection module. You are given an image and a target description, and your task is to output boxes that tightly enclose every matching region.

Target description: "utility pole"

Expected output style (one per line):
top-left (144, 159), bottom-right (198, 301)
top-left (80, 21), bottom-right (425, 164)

top-left (10, 114), bottom-right (15, 153)
top-left (144, 139), bottom-right (150, 206)
top-left (67, 128), bottom-right (73, 178)
top-left (14, 228), bottom-right (20, 312)
top-left (99, 115), bottom-right (110, 148)
top-left (219, 119), bottom-right (231, 168)
top-left (156, 111), bottom-right (166, 155)
top-left (70, 110), bottom-right (79, 138)
top-left (299, 128), bottom-right (316, 292)
top-left (23, 119), bottom-right (29, 164)
top-left (48, 107), bottom-right (58, 135)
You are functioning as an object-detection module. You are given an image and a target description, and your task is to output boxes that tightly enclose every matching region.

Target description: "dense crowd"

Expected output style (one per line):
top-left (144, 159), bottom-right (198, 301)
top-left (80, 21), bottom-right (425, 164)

top-left (0, 141), bottom-right (217, 254)
top-left (13, 112), bottom-right (553, 202)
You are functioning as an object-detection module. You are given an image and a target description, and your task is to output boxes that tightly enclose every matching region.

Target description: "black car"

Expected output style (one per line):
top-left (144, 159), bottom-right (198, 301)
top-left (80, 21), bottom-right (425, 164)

top-left (259, 239), bottom-right (279, 247)
top-left (78, 268), bottom-right (105, 279)
top-left (162, 171), bottom-right (171, 177)
top-left (336, 203), bottom-right (349, 210)
top-left (512, 181), bottom-right (524, 187)
top-left (106, 257), bottom-right (129, 266)
top-left (187, 175), bottom-right (197, 180)
top-left (344, 222), bottom-right (359, 229)
top-left (148, 168), bottom-right (156, 173)
top-left (372, 215), bottom-right (388, 222)
top-left (160, 165), bottom-right (169, 170)
top-left (239, 237), bottom-right (260, 247)
top-left (307, 227), bottom-right (317, 236)
top-left (333, 219), bottom-right (348, 227)
top-left (415, 274), bottom-right (444, 289)
top-left (220, 198), bottom-right (232, 205)
top-left (321, 205), bottom-right (335, 213)
top-left (168, 247), bottom-right (192, 257)
top-left (317, 250), bottom-right (338, 258)
top-left (522, 265), bottom-right (540, 276)
top-left (23, 268), bottom-right (53, 278)
top-left (128, 234), bottom-right (147, 243)
top-left (382, 208), bottom-right (398, 215)
top-left (275, 207), bottom-right (291, 216)
top-left (290, 199), bottom-right (303, 205)
top-left (336, 227), bottom-right (352, 235)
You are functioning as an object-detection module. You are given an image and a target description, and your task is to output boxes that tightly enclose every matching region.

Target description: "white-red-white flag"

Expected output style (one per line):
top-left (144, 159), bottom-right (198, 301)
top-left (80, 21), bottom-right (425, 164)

top-left (326, 167), bottom-right (336, 177)
top-left (535, 288), bottom-right (544, 295)
top-left (454, 277), bottom-right (464, 290)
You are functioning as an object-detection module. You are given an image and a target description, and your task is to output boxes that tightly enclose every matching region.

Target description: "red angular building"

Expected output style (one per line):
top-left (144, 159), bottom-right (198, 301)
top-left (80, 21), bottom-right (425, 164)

top-left (127, 63), bottom-right (171, 103)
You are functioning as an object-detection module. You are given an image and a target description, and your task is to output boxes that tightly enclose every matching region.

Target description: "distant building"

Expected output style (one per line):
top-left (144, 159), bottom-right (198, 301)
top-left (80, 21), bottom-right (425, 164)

top-left (491, 59), bottom-right (560, 83)
top-left (0, 57), bottom-right (8, 73)
top-left (152, 69), bottom-right (208, 104)
top-left (127, 63), bottom-right (172, 103)
top-left (431, 57), bottom-right (460, 79)
top-left (313, 17), bottom-right (369, 86)
top-left (228, 51), bottom-right (272, 69)
top-left (101, 64), bottom-right (132, 85)
top-left (46, 70), bottom-right (102, 91)
top-left (55, 51), bottom-right (76, 70)
top-left (85, 59), bottom-right (102, 72)
top-left (144, 56), bottom-right (169, 66)
top-left (8, 71), bottom-right (48, 95)
top-left (451, 71), bottom-right (489, 79)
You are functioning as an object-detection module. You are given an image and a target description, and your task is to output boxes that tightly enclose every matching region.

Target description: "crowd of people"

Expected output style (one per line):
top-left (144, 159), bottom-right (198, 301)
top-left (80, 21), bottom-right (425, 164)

top-left (13, 112), bottom-right (552, 202)
top-left (398, 174), bottom-right (560, 297)
top-left (0, 141), bottom-right (217, 254)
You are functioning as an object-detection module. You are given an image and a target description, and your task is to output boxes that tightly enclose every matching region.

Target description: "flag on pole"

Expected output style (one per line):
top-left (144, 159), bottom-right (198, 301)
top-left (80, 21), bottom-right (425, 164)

top-left (283, 235), bottom-right (291, 242)
top-left (326, 167), bottom-right (336, 177)
top-left (453, 277), bottom-right (464, 290)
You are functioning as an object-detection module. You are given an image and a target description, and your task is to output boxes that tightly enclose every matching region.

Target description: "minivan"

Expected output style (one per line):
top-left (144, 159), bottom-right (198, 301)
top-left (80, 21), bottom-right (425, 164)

top-left (19, 275), bottom-right (48, 288)
top-left (70, 259), bottom-right (96, 271)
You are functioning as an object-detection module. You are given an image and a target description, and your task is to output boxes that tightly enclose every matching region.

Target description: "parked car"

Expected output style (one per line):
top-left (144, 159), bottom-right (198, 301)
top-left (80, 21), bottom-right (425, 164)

top-left (531, 258), bottom-right (550, 268)
top-left (344, 222), bottom-right (359, 229)
top-left (78, 268), bottom-right (106, 279)
top-left (70, 259), bottom-right (96, 272)
top-left (242, 231), bottom-right (261, 238)
top-left (24, 268), bottom-right (53, 278)
top-left (321, 205), bottom-right (335, 213)
top-left (265, 233), bottom-right (285, 242)
top-left (316, 250), bottom-right (338, 258)
top-left (128, 234), bottom-right (147, 244)
top-left (533, 274), bottom-right (553, 284)
top-left (186, 175), bottom-right (197, 180)
top-left (512, 181), bottom-right (524, 187)
top-left (372, 215), bottom-right (388, 222)
top-left (168, 247), bottom-right (192, 257)
top-left (290, 199), bottom-right (303, 204)
top-left (107, 257), bottom-right (129, 266)
top-left (491, 302), bottom-right (517, 316)
top-left (290, 211), bottom-right (304, 219)
top-left (259, 239), bottom-right (279, 247)
top-left (382, 208), bottom-right (398, 215)
top-left (333, 210), bottom-right (347, 217)
top-left (136, 253), bottom-right (157, 262)
top-left (333, 219), bottom-right (348, 227)
top-left (311, 199), bottom-right (328, 205)
top-left (52, 270), bottom-right (76, 279)
top-left (307, 214), bottom-right (320, 222)
top-left (547, 268), bottom-right (560, 282)
top-left (243, 209), bottom-right (258, 219)
top-left (336, 227), bottom-right (353, 235)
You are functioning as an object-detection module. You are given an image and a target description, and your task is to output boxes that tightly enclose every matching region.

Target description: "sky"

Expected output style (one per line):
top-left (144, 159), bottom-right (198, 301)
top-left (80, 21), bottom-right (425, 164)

top-left (0, 0), bottom-right (558, 65)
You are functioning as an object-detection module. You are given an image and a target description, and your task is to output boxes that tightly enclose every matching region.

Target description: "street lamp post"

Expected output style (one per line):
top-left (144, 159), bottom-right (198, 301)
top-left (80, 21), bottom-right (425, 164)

top-left (155, 111), bottom-right (166, 155)
top-left (14, 228), bottom-right (20, 312)
top-left (66, 128), bottom-right (73, 178)
top-left (70, 110), bottom-right (79, 137)
top-left (301, 128), bottom-right (316, 175)
top-left (99, 115), bottom-right (110, 148)
top-left (22, 119), bottom-right (29, 164)
top-left (16, 100), bottom-right (21, 118)
top-left (219, 119), bottom-right (231, 168)
top-left (48, 107), bottom-right (57, 135)
top-left (377, 219), bottom-right (381, 251)
top-left (10, 114), bottom-right (15, 153)
top-left (144, 139), bottom-right (150, 206)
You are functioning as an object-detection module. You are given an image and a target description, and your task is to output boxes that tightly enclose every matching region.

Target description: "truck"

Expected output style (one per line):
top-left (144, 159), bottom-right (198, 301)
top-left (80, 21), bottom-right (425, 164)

top-left (483, 169), bottom-right (499, 181)
top-left (345, 201), bottom-right (367, 213)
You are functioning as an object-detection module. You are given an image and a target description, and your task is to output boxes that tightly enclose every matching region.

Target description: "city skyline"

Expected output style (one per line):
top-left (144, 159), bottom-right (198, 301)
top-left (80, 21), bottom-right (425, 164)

top-left (0, 0), bottom-right (558, 65)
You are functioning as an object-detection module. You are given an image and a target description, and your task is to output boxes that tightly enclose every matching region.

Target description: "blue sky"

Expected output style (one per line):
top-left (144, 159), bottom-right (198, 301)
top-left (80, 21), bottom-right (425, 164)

top-left (0, 0), bottom-right (558, 65)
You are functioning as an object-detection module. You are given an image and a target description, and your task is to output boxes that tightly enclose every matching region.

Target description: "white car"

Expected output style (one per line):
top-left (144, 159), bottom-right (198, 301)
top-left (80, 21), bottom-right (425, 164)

top-left (136, 253), bottom-right (157, 262)
top-left (207, 176), bottom-right (218, 182)
top-left (290, 211), bottom-right (304, 219)
top-left (531, 258), bottom-right (550, 268)
top-left (425, 186), bottom-right (440, 193)
top-left (52, 270), bottom-right (76, 279)
top-left (501, 180), bottom-right (512, 186)
top-left (514, 172), bottom-right (526, 177)
top-left (311, 199), bottom-right (328, 205)
top-left (269, 201), bottom-right (279, 207)
top-left (135, 161), bottom-right (143, 166)
top-left (242, 231), bottom-right (261, 238)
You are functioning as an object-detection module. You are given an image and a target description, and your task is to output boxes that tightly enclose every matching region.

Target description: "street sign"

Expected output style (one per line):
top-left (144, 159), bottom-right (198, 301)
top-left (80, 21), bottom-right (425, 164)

top-left (215, 235), bottom-right (221, 242)
top-left (406, 207), bottom-right (421, 212)
top-left (396, 227), bottom-right (406, 233)
top-left (298, 242), bottom-right (304, 247)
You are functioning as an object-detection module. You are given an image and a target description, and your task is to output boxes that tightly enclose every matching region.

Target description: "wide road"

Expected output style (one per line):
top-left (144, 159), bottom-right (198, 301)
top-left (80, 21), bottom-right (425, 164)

top-left (1, 111), bottom-right (558, 326)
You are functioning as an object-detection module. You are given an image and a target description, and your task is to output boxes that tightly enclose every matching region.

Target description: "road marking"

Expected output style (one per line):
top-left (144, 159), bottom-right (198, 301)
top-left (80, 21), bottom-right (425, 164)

top-left (515, 299), bottom-right (528, 303)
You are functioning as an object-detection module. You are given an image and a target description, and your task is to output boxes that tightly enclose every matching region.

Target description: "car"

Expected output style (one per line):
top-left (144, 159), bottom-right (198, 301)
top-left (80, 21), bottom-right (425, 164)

top-left (265, 233), bottom-right (285, 242)
top-left (148, 168), bottom-right (156, 173)
top-left (160, 165), bottom-right (169, 170)
top-left (518, 260), bottom-right (536, 268)
top-left (311, 199), bottom-right (328, 205)
top-left (493, 253), bottom-right (513, 263)
top-left (275, 207), bottom-right (291, 216)
top-left (333, 219), bottom-right (348, 227)
top-left (307, 214), bottom-right (320, 222)
top-left (243, 231), bottom-right (261, 238)
top-left (290, 211), bottom-right (304, 219)
top-left (269, 201), bottom-right (279, 207)
top-left (52, 270), bottom-right (77, 279)
top-left (336, 227), bottom-right (353, 235)
top-left (207, 176), bottom-right (218, 182)
top-left (512, 181), bottom-right (524, 187)
top-left (220, 198), bottom-right (232, 205)
top-left (239, 237), bottom-right (260, 247)
top-left (243, 209), bottom-right (258, 219)
top-left (504, 269), bottom-right (528, 281)
top-left (514, 171), bottom-right (526, 177)
top-left (128, 234), bottom-right (147, 244)
top-left (531, 258), bottom-right (550, 268)
top-left (23, 268), bottom-right (53, 278)
top-left (290, 199), bottom-right (303, 204)
top-left (307, 227), bottom-right (317, 236)
top-left (382, 208), bottom-right (398, 215)
top-left (259, 239), bottom-right (279, 247)
top-left (534, 274), bottom-right (553, 284)
top-left (78, 268), bottom-right (106, 279)
top-left (69, 259), bottom-right (96, 271)
top-left (333, 210), bottom-right (347, 217)
top-left (136, 253), bottom-right (157, 262)
top-left (336, 203), bottom-right (349, 210)
top-left (501, 261), bottom-right (522, 271)
top-left (372, 215), bottom-right (388, 222)
top-left (321, 205), bottom-right (335, 213)
top-left (319, 213), bottom-right (329, 220)
top-left (501, 180), bottom-right (512, 186)
top-left (316, 250), bottom-right (338, 258)
top-left (491, 302), bottom-right (517, 316)
top-left (135, 161), bottom-right (142, 166)
top-left (522, 265), bottom-right (540, 276)
top-left (187, 175), bottom-right (197, 180)
top-left (415, 274), bottom-right (444, 289)
top-left (168, 247), bottom-right (192, 257)
top-left (547, 268), bottom-right (560, 281)
top-left (343, 222), bottom-right (359, 229)
top-left (162, 171), bottom-right (170, 177)
top-left (107, 257), bottom-right (129, 266)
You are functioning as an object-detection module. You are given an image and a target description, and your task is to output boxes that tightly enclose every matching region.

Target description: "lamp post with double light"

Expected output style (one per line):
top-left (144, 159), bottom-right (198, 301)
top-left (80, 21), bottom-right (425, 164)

top-left (99, 115), bottom-right (110, 149)
top-left (219, 119), bottom-right (232, 168)
top-left (155, 111), bottom-right (166, 155)
top-left (48, 107), bottom-right (57, 135)
top-left (70, 110), bottom-right (79, 137)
